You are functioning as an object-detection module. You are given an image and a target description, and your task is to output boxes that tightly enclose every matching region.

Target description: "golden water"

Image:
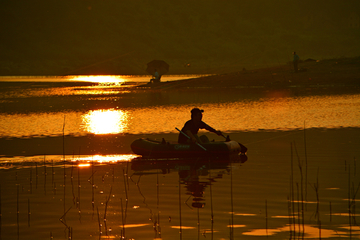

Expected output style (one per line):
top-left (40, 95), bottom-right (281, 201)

top-left (0, 93), bottom-right (359, 137)
top-left (0, 77), bottom-right (359, 239)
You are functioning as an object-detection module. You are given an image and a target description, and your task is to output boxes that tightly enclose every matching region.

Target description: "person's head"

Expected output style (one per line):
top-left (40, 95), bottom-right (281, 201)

top-left (191, 108), bottom-right (203, 121)
top-left (293, 51), bottom-right (296, 55)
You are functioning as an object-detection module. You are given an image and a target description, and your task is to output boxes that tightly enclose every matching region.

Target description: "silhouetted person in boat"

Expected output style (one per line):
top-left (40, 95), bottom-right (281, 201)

top-left (293, 51), bottom-right (300, 72)
top-left (178, 108), bottom-right (222, 144)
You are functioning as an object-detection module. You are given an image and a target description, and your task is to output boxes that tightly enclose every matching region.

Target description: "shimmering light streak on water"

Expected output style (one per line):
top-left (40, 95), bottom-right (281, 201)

top-left (242, 225), bottom-right (342, 238)
top-left (0, 94), bottom-right (359, 137)
top-left (0, 85), bottom-right (130, 99)
top-left (69, 75), bottom-right (126, 83)
top-left (0, 74), bottom-right (206, 83)
top-left (81, 109), bottom-right (129, 134)
top-left (0, 154), bottom-right (138, 165)
top-left (73, 154), bottom-right (137, 163)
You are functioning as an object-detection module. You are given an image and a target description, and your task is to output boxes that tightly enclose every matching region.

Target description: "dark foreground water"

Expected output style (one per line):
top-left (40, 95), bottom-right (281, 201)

top-left (0, 76), bottom-right (359, 239)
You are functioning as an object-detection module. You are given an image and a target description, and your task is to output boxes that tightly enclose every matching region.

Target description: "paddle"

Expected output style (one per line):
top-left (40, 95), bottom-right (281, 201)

top-left (175, 127), bottom-right (207, 151)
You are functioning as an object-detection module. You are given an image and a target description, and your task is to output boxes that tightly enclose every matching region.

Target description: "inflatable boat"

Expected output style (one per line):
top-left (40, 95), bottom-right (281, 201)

top-left (130, 138), bottom-right (247, 158)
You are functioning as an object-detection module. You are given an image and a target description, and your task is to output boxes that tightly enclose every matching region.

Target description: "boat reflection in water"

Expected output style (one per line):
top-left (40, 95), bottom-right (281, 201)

top-left (131, 154), bottom-right (247, 209)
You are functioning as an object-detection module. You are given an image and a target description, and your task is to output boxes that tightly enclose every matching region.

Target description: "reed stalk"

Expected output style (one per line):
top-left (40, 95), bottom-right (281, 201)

top-left (51, 160), bottom-right (54, 186)
top-left (349, 158), bottom-right (360, 228)
top-left (178, 174), bottom-right (182, 238)
top-left (43, 156), bottom-right (47, 195)
top-left (348, 163), bottom-right (351, 233)
top-left (28, 198), bottom-right (30, 227)
top-left (296, 182), bottom-right (300, 233)
top-left (287, 195), bottom-right (293, 238)
top-left (63, 163), bottom-right (66, 215)
top-left (59, 206), bottom-right (72, 228)
top-left (294, 142), bottom-right (305, 234)
top-left (0, 184), bottom-right (2, 240)
top-left (71, 162), bottom-right (75, 206)
top-left (303, 121), bottom-right (308, 203)
top-left (311, 167), bottom-right (320, 238)
top-left (103, 186), bottom-right (112, 235)
top-left (156, 212), bottom-right (161, 238)
top-left (91, 161), bottom-right (95, 212)
top-left (62, 115), bottom-right (65, 161)
top-left (352, 181), bottom-right (360, 225)
top-left (77, 164), bottom-right (81, 216)
top-left (35, 162), bottom-right (38, 189)
top-left (230, 161), bottom-right (234, 240)
top-left (51, 160), bottom-right (56, 195)
top-left (123, 169), bottom-right (128, 201)
top-left (17, 185), bottom-right (19, 215)
top-left (229, 219), bottom-right (232, 240)
top-left (290, 143), bottom-right (296, 234)
top-left (97, 207), bottom-right (102, 236)
top-left (265, 199), bottom-right (268, 238)
top-left (121, 198), bottom-right (125, 238)
top-left (30, 168), bottom-right (32, 194)
top-left (68, 227), bottom-right (72, 240)
top-left (209, 161), bottom-right (214, 239)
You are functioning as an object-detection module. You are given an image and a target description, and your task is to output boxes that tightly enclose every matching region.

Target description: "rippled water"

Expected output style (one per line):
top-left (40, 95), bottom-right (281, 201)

top-left (0, 86), bottom-right (359, 137)
top-left (0, 76), bottom-right (359, 239)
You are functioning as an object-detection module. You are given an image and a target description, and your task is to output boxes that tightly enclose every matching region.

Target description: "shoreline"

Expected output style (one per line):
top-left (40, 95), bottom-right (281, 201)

top-left (0, 57), bottom-right (359, 90)
top-left (138, 57), bottom-right (360, 89)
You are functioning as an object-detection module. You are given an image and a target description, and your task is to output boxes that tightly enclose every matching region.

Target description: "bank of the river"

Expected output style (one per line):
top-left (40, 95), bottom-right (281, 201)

top-left (140, 57), bottom-right (360, 89)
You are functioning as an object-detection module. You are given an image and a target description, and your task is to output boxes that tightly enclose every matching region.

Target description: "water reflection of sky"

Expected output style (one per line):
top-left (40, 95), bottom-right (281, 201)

top-left (0, 75), bottom-right (208, 99)
top-left (0, 94), bottom-right (359, 137)
top-left (0, 74), bottom-right (205, 83)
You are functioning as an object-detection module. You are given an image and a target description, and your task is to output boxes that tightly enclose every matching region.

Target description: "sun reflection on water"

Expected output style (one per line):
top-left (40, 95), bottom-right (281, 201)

top-left (82, 109), bottom-right (129, 134)
top-left (1, 94), bottom-right (359, 138)
top-left (73, 154), bottom-right (137, 165)
top-left (69, 75), bottom-right (126, 84)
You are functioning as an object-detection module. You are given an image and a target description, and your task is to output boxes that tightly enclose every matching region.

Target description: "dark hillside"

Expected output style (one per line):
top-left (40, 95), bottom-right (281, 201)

top-left (1, 1), bottom-right (359, 75)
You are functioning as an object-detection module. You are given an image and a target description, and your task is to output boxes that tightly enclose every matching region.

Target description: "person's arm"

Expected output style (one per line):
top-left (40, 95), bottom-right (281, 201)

top-left (203, 122), bottom-right (222, 136)
top-left (185, 130), bottom-right (197, 143)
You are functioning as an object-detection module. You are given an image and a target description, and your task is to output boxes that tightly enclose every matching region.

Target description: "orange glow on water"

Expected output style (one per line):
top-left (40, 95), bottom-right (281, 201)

top-left (78, 163), bottom-right (91, 167)
top-left (1, 94), bottom-right (359, 138)
top-left (72, 154), bottom-right (137, 163)
top-left (242, 224), bottom-right (342, 238)
top-left (171, 226), bottom-right (196, 229)
top-left (120, 223), bottom-right (150, 228)
top-left (82, 109), bottom-right (129, 134)
top-left (69, 75), bottom-right (126, 84)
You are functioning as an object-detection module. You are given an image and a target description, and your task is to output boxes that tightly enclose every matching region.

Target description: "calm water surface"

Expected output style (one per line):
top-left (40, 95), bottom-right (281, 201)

top-left (1, 94), bottom-right (360, 137)
top-left (0, 76), bottom-right (359, 137)
top-left (0, 76), bottom-right (359, 239)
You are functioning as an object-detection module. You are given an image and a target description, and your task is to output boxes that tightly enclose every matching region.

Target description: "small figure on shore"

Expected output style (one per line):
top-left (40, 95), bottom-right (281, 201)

top-left (293, 51), bottom-right (300, 72)
top-left (150, 69), bottom-right (161, 83)
top-left (178, 108), bottom-right (222, 144)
